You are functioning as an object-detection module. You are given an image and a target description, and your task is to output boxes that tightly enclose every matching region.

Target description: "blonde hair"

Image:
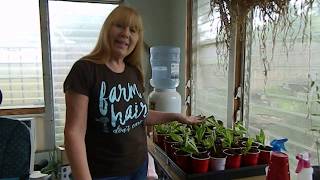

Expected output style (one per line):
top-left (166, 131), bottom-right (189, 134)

top-left (82, 5), bottom-right (144, 85)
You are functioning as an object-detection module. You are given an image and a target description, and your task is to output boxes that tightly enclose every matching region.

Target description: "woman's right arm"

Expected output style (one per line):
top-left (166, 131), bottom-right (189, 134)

top-left (64, 91), bottom-right (92, 180)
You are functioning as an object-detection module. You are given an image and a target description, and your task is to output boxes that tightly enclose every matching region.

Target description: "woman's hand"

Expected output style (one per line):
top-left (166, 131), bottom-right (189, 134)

top-left (145, 110), bottom-right (205, 126)
top-left (177, 115), bottom-right (205, 125)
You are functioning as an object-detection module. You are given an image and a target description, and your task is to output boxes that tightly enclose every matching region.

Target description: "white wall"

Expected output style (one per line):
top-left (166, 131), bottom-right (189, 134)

top-left (125, 0), bottom-right (187, 109)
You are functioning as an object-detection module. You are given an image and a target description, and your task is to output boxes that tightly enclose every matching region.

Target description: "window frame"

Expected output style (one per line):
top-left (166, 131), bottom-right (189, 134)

top-left (187, 0), bottom-right (243, 128)
top-left (0, 107), bottom-right (45, 116)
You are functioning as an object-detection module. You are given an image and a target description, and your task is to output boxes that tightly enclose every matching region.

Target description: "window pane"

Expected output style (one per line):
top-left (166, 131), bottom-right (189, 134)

top-left (0, 1), bottom-right (43, 108)
top-left (49, 1), bottom-right (117, 145)
top-left (245, 1), bottom-right (320, 170)
top-left (192, 0), bottom-right (228, 124)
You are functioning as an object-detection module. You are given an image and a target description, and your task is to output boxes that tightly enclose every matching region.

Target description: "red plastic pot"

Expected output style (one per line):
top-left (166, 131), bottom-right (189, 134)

top-left (191, 153), bottom-right (210, 173)
top-left (155, 134), bottom-right (166, 150)
top-left (164, 138), bottom-right (179, 159)
top-left (174, 150), bottom-right (191, 173)
top-left (258, 146), bottom-right (272, 165)
top-left (170, 144), bottom-right (180, 160)
top-left (241, 148), bottom-right (260, 167)
top-left (223, 148), bottom-right (242, 169)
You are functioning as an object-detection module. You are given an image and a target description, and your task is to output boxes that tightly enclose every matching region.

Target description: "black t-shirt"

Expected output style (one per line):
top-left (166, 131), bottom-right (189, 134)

top-left (63, 60), bottom-right (148, 177)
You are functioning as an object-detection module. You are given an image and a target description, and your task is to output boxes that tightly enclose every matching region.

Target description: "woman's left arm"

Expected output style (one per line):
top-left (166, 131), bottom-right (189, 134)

top-left (145, 110), bottom-right (203, 125)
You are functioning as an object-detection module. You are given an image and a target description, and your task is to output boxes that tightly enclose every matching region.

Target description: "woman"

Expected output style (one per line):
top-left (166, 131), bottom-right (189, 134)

top-left (64, 5), bottom-right (202, 180)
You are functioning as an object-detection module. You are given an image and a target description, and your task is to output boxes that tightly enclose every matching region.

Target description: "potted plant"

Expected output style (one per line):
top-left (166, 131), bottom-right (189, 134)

top-left (154, 124), bottom-right (169, 150)
top-left (174, 135), bottom-right (198, 173)
top-left (233, 121), bottom-right (247, 143)
top-left (223, 128), bottom-right (242, 169)
top-left (256, 129), bottom-right (273, 165)
top-left (191, 123), bottom-right (212, 174)
top-left (211, 119), bottom-right (226, 144)
top-left (165, 132), bottom-right (183, 159)
top-left (204, 115), bottom-right (216, 133)
top-left (41, 149), bottom-right (61, 179)
top-left (240, 138), bottom-right (260, 149)
top-left (191, 146), bottom-right (211, 174)
top-left (194, 124), bottom-right (208, 154)
top-left (203, 132), bottom-right (227, 171)
top-left (194, 124), bottom-right (206, 142)
top-left (170, 126), bottom-right (193, 159)
top-left (163, 122), bottom-right (182, 157)
top-left (241, 137), bottom-right (260, 167)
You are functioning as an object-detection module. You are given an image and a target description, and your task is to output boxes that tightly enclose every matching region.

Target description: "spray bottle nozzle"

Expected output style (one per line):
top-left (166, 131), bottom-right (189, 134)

top-left (296, 152), bottom-right (311, 173)
top-left (270, 138), bottom-right (288, 152)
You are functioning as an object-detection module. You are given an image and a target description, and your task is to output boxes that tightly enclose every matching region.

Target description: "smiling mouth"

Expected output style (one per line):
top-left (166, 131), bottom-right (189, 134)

top-left (115, 40), bottom-right (129, 48)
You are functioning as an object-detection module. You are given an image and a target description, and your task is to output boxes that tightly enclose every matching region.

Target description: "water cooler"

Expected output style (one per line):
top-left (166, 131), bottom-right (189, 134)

top-left (148, 46), bottom-right (181, 113)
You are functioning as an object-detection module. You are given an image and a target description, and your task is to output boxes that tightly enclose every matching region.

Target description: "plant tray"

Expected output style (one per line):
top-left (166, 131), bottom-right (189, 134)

top-left (151, 142), bottom-right (267, 180)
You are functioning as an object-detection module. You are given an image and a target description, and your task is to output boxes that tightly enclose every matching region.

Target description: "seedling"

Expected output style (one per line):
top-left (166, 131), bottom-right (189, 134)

top-left (242, 137), bottom-right (254, 154)
top-left (179, 135), bottom-right (199, 155)
top-left (222, 128), bottom-right (234, 149)
top-left (203, 133), bottom-right (217, 153)
top-left (256, 129), bottom-right (266, 145)
top-left (194, 124), bottom-right (206, 145)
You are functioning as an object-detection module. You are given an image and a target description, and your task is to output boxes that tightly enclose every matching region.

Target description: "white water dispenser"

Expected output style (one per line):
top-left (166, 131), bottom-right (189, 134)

top-left (148, 46), bottom-right (181, 113)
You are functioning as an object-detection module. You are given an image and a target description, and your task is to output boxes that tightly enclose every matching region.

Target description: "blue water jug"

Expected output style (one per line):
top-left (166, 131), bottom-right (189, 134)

top-left (150, 46), bottom-right (180, 89)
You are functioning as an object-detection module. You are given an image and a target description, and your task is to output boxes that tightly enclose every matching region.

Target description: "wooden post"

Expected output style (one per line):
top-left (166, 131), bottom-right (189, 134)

top-left (227, 4), bottom-right (247, 126)
top-left (234, 18), bottom-right (246, 123)
top-left (185, 0), bottom-right (193, 116)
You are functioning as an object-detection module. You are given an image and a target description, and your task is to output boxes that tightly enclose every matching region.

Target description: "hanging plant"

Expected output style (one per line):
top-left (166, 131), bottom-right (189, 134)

top-left (209, 0), bottom-right (314, 82)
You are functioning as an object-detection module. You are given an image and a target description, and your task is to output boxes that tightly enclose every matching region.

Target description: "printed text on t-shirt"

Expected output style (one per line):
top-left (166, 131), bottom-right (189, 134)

top-left (97, 81), bottom-right (148, 134)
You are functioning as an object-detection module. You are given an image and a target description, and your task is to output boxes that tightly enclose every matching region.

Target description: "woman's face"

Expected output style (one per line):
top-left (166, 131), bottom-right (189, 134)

top-left (109, 22), bottom-right (139, 60)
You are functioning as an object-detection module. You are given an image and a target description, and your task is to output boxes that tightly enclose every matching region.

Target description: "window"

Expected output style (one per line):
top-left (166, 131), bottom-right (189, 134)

top-left (0, 1), bottom-right (43, 109)
top-left (244, 1), bottom-right (320, 169)
top-left (192, 0), bottom-right (320, 172)
top-left (49, 1), bottom-right (117, 145)
top-left (192, 0), bottom-right (228, 124)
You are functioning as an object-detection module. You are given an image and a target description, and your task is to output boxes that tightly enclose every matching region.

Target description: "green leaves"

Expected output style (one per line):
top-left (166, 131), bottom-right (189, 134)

top-left (222, 128), bottom-right (234, 148)
top-left (211, 119), bottom-right (225, 137)
top-left (194, 124), bottom-right (206, 144)
top-left (169, 133), bottom-right (183, 143)
top-left (204, 115), bottom-right (216, 127)
top-left (242, 137), bottom-right (254, 155)
top-left (234, 121), bottom-right (247, 136)
top-left (256, 129), bottom-right (266, 145)
top-left (203, 133), bottom-right (217, 153)
top-left (180, 136), bottom-right (199, 154)
top-left (41, 149), bottom-right (61, 177)
top-left (178, 125), bottom-right (192, 136)
top-left (155, 122), bottom-right (182, 135)
top-left (155, 124), bottom-right (169, 134)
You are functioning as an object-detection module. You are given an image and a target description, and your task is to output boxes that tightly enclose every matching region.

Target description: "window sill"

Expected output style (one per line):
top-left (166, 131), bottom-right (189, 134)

top-left (0, 107), bottom-right (45, 116)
